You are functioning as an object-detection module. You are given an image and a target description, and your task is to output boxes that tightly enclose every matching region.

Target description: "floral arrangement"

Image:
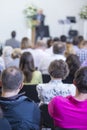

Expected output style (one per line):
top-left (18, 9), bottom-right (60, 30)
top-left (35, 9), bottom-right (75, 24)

top-left (24, 4), bottom-right (38, 28)
top-left (79, 5), bottom-right (87, 19)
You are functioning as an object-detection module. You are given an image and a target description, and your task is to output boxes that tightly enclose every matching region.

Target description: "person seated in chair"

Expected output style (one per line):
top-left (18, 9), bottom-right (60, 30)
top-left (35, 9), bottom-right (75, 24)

top-left (0, 66), bottom-right (41, 130)
top-left (37, 60), bottom-right (76, 105)
top-left (48, 67), bottom-right (87, 129)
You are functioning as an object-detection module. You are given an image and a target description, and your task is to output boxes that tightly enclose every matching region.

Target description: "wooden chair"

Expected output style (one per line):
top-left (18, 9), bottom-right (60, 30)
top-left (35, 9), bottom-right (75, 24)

top-left (19, 84), bottom-right (40, 103)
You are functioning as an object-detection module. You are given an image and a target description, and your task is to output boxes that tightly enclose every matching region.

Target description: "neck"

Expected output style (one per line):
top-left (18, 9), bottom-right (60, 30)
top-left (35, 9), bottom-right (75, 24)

top-left (1, 90), bottom-right (19, 98)
top-left (75, 89), bottom-right (87, 101)
top-left (51, 77), bottom-right (62, 80)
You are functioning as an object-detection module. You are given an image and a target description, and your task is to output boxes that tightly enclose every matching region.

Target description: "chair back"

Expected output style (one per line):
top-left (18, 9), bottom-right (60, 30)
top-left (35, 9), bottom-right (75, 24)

top-left (19, 84), bottom-right (40, 103)
top-left (40, 104), bottom-right (54, 129)
top-left (42, 74), bottom-right (51, 83)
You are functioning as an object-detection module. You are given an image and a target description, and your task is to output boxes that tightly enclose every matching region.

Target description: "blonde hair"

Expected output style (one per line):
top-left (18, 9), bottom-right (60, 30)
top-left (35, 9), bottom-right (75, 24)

top-left (64, 43), bottom-right (75, 57)
top-left (21, 37), bottom-right (32, 49)
top-left (11, 48), bottom-right (22, 59)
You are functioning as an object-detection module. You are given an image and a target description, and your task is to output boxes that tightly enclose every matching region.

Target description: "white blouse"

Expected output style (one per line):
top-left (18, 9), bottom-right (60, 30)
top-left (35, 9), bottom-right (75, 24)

top-left (36, 79), bottom-right (76, 104)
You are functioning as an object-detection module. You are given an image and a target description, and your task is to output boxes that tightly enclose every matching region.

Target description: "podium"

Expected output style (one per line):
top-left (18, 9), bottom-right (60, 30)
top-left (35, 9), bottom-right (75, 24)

top-left (31, 25), bottom-right (50, 45)
top-left (31, 20), bottom-right (39, 46)
top-left (31, 27), bottom-right (36, 46)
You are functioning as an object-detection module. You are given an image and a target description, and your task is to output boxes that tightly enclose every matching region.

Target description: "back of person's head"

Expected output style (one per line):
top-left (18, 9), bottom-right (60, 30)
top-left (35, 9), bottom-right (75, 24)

top-left (53, 41), bottom-right (65, 54)
top-left (21, 37), bottom-right (31, 49)
top-left (64, 43), bottom-right (76, 57)
top-left (48, 60), bottom-right (69, 80)
top-left (19, 52), bottom-right (35, 83)
top-left (53, 37), bottom-right (59, 42)
top-left (78, 40), bottom-right (87, 49)
top-left (66, 54), bottom-right (81, 76)
top-left (1, 66), bottom-right (23, 92)
top-left (74, 67), bottom-right (87, 93)
top-left (60, 35), bottom-right (67, 42)
top-left (78, 35), bottom-right (84, 43)
top-left (35, 40), bottom-right (46, 49)
top-left (72, 36), bottom-right (79, 46)
top-left (3, 46), bottom-right (13, 58)
top-left (46, 38), bottom-right (53, 48)
top-left (11, 48), bottom-right (22, 59)
top-left (11, 31), bottom-right (16, 38)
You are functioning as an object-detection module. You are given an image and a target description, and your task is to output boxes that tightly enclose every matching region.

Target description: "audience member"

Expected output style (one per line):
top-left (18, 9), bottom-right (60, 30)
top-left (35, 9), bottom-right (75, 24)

top-left (72, 36), bottom-right (80, 52)
top-left (78, 35), bottom-right (84, 43)
top-left (33, 40), bottom-right (49, 69)
top-left (64, 42), bottom-right (76, 57)
top-left (0, 66), bottom-right (41, 130)
top-left (60, 35), bottom-right (67, 43)
top-left (37, 60), bottom-right (76, 105)
top-left (2, 46), bottom-right (13, 68)
top-left (53, 37), bottom-right (59, 42)
top-left (76, 40), bottom-right (87, 64)
top-left (39, 41), bottom-right (66, 74)
top-left (5, 31), bottom-right (20, 48)
top-left (46, 38), bottom-right (53, 48)
top-left (63, 54), bottom-right (81, 84)
top-left (21, 37), bottom-right (33, 51)
top-left (7, 48), bottom-right (22, 68)
top-left (48, 67), bottom-right (87, 129)
top-left (19, 52), bottom-right (42, 84)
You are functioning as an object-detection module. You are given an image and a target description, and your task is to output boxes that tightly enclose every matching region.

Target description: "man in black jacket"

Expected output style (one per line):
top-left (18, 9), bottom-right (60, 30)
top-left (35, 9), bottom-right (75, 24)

top-left (0, 66), bottom-right (40, 130)
top-left (33, 9), bottom-right (45, 42)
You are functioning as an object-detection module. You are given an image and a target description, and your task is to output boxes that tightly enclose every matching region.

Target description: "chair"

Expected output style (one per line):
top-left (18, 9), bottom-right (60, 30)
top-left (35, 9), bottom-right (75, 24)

top-left (42, 74), bottom-right (51, 83)
top-left (40, 104), bottom-right (54, 130)
top-left (19, 85), bottom-right (40, 103)
top-left (40, 104), bottom-right (78, 130)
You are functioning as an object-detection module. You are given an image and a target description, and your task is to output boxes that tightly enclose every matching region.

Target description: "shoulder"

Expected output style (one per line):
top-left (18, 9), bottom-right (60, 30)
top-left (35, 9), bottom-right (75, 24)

top-left (37, 83), bottom-right (49, 89)
top-left (33, 70), bottom-right (42, 75)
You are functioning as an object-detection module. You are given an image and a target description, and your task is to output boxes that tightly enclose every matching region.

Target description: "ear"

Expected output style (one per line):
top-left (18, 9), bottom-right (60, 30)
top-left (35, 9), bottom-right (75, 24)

top-left (73, 79), bottom-right (76, 86)
top-left (19, 83), bottom-right (23, 90)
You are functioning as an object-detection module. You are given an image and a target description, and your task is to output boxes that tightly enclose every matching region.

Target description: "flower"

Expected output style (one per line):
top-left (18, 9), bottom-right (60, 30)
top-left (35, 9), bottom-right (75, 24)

top-left (79, 5), bottom-right (87, 19)
top-left (24, 4), bottom-right (38, 28)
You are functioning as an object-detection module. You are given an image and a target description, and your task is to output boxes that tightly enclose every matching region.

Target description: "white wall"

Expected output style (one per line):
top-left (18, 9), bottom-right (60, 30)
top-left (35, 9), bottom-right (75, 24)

top-left (0, 0), bottom-right (87, 43)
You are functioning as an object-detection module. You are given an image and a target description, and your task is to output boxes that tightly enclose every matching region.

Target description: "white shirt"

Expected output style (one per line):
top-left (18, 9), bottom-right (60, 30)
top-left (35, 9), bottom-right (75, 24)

top-left (36, 79), bottom-right (76, 104)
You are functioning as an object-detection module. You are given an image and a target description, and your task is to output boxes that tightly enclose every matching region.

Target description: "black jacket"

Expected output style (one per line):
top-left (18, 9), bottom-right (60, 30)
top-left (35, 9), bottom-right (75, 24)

top-left (0, 93), bottom-right (41, 130)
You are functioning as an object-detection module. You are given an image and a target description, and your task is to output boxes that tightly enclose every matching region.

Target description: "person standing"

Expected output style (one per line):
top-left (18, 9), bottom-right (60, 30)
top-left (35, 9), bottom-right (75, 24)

top-left (33, 9), bottom-right (45, 42)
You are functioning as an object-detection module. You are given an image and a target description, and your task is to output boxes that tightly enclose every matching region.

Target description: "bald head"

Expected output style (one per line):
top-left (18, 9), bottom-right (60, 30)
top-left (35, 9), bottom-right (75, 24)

top-left (2, 67), bottom-right (24, 92)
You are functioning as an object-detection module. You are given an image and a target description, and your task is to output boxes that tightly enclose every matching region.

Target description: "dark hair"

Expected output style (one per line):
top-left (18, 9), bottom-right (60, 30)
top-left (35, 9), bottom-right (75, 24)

top-left (60, 35), bottom-right (67, 42)
top-left (19, 52), bottom-right (35, 83)
top-left (47, 38), bottom-right (53, 48)
top-left (1, 67), bottom-right (23, 91)
top-left (66, 54), bottom-right (81, 76)
top-left (74, 67), bottom-right (87, 93)
top-left (48, 60), bottom-right (69, 79)
top-left (11, 31), bottom-right (16, 38)
top-left (53, 37), bottom-right (59, 42)
top-left (53, 42), bottom-right (65, 54)
top-left (72, 36), bottom-right (79, 46)
top-left (78, 35), bottom-right (84, 43)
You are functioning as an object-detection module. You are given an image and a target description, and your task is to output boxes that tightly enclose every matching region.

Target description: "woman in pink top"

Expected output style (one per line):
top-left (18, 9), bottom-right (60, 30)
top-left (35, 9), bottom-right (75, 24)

top-left (48, 67), bottom-right (87, 129)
